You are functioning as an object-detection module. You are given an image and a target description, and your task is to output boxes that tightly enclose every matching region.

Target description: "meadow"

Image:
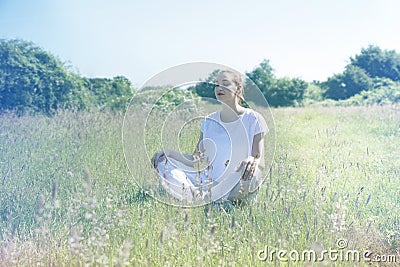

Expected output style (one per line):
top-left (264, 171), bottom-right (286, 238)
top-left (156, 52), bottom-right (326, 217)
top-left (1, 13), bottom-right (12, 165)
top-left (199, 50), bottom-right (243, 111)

top-left (0, 105), bottom-right (399, 266)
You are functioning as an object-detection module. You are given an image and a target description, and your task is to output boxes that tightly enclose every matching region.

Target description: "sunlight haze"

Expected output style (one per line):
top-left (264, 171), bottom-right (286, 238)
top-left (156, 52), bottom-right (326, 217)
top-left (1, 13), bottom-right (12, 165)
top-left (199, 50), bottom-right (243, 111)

top-left (1, 0), bottom-right (399, 86)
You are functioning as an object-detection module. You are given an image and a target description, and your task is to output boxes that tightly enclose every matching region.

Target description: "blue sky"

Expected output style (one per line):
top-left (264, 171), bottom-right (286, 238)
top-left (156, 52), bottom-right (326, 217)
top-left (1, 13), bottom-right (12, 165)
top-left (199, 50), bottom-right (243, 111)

top-left (1, 0), bottom-right (399, 87)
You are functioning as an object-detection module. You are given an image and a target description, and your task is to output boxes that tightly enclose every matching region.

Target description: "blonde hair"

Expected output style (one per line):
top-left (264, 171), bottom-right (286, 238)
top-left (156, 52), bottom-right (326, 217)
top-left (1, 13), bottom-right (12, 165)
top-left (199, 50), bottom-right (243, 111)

top-left (217, 70), bottom-right (244, 104)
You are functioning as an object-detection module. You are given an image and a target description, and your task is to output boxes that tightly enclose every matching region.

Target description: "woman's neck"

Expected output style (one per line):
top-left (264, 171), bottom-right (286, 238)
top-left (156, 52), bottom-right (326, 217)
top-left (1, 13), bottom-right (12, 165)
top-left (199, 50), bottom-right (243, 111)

top-left (220, 102), bottom-right (245, 122)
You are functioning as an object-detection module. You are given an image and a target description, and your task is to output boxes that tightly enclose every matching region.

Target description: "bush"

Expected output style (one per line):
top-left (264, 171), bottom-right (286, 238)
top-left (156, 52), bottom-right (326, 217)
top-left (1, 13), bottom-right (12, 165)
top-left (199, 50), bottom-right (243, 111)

top-left (343, 82), bottom-right (400, 106)
top-left (0, 39), bottom-right (134, 114)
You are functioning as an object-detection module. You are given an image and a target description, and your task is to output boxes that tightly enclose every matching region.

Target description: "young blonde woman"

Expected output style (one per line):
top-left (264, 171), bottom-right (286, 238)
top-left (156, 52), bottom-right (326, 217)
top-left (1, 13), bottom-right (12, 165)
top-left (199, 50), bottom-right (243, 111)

top-left (151, 70), bottom-right (268, 204)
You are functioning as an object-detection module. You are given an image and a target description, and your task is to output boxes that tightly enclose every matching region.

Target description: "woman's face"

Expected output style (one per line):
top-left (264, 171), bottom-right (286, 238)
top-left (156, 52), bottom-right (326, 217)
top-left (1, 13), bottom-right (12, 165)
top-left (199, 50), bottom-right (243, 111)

top-left (214, 72), bottom-right (239, 104)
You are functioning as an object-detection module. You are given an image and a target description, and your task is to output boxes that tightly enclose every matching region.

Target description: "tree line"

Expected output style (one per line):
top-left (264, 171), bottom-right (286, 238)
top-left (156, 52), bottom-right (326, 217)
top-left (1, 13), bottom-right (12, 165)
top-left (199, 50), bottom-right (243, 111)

top-left (0, 39), bottom-right (133, 114)
top-left (1, 39), bottom-right (400, 114)
top-left (193, 45), bottom-right (400, 107)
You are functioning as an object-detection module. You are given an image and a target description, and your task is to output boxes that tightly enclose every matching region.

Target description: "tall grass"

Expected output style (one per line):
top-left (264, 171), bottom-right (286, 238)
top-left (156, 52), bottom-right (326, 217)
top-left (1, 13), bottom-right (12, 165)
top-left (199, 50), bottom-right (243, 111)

top-left (0, 105), bottom-right (399, 266)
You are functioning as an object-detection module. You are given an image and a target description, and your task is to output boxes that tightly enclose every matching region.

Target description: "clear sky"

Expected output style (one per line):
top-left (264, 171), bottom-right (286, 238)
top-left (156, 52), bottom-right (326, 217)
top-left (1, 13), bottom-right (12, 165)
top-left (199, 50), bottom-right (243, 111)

top-left (1, 0), bottom-right (399, 87)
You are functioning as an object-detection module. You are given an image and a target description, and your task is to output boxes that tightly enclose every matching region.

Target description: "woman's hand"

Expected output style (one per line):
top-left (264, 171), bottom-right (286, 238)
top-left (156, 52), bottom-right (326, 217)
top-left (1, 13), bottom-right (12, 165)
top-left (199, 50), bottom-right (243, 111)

top-left (151, 150), bottom-right (167, 168)
top-left (237, 156), bottom-right (260, 181)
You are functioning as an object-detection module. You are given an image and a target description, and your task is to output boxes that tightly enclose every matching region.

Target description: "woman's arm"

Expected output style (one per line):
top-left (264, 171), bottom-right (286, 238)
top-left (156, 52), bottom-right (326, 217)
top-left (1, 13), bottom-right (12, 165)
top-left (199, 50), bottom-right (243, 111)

top-left (251, 133), bottom-right (265, 170)
top-left (151, 133), bottom-right (204, 168)
top-left (240, 133), bottom-right (265, 180)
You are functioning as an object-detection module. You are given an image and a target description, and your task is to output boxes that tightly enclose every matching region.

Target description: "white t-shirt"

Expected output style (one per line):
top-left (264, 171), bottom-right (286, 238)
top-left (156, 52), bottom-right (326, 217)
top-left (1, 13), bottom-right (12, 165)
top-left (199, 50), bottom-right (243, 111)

top-left (200, 108), bottom-right (268, 182)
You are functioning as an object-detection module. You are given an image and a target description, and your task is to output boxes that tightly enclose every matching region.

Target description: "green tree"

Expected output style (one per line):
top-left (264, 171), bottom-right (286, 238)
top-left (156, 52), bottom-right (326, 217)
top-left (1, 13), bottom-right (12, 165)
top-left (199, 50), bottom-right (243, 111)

top-left (85, 76), bottom-right (133, 110)
top-left (246, 59), bottom-right (275, 91)
top-left (0, 39), bottom-right (79, 113)
top-left (191, 69), bottom-right (219, 99)
top-left (323, 65), bottom-right (374, 100)
top-left (269, 77), bottom-right (308, 106)
top-left (343, 79), bottom-right (400, 105)
top-left (303, 81), bottom-right (325, 104)
top-left (350, 45), bottom-right (400, 81)
top-left (0, 39), bottom-right (134, 114)
top-left (246, 60), bottom-right (307, 106)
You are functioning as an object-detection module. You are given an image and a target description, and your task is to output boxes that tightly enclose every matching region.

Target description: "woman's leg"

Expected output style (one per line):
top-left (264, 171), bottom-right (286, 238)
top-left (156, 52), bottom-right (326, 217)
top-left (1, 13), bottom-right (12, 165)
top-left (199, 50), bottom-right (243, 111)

top-left (157, 157), bottom-right (201, 201)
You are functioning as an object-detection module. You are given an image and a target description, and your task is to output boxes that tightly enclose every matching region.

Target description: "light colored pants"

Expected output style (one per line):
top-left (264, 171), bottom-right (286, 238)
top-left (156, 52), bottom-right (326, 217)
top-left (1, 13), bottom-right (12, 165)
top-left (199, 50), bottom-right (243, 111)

top-left (157, 157), bottom-right (262, 204)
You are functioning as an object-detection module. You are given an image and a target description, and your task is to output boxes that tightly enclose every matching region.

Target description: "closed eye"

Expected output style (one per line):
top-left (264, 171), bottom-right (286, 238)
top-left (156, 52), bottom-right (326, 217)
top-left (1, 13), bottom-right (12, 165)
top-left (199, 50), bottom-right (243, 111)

top-left (212, 83), bottom-right (229, 90)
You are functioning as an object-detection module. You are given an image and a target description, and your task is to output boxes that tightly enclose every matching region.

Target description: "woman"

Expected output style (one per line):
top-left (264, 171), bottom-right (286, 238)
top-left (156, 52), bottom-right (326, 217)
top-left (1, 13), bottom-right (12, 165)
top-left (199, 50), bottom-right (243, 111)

top-left (151, 70), bottom-right (268, 204)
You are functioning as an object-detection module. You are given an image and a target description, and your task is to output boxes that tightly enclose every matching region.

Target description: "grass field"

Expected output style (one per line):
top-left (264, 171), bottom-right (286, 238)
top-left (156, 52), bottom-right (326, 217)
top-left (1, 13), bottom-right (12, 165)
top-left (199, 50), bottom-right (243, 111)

top-left (0, 105), bottom-right (399, 266)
